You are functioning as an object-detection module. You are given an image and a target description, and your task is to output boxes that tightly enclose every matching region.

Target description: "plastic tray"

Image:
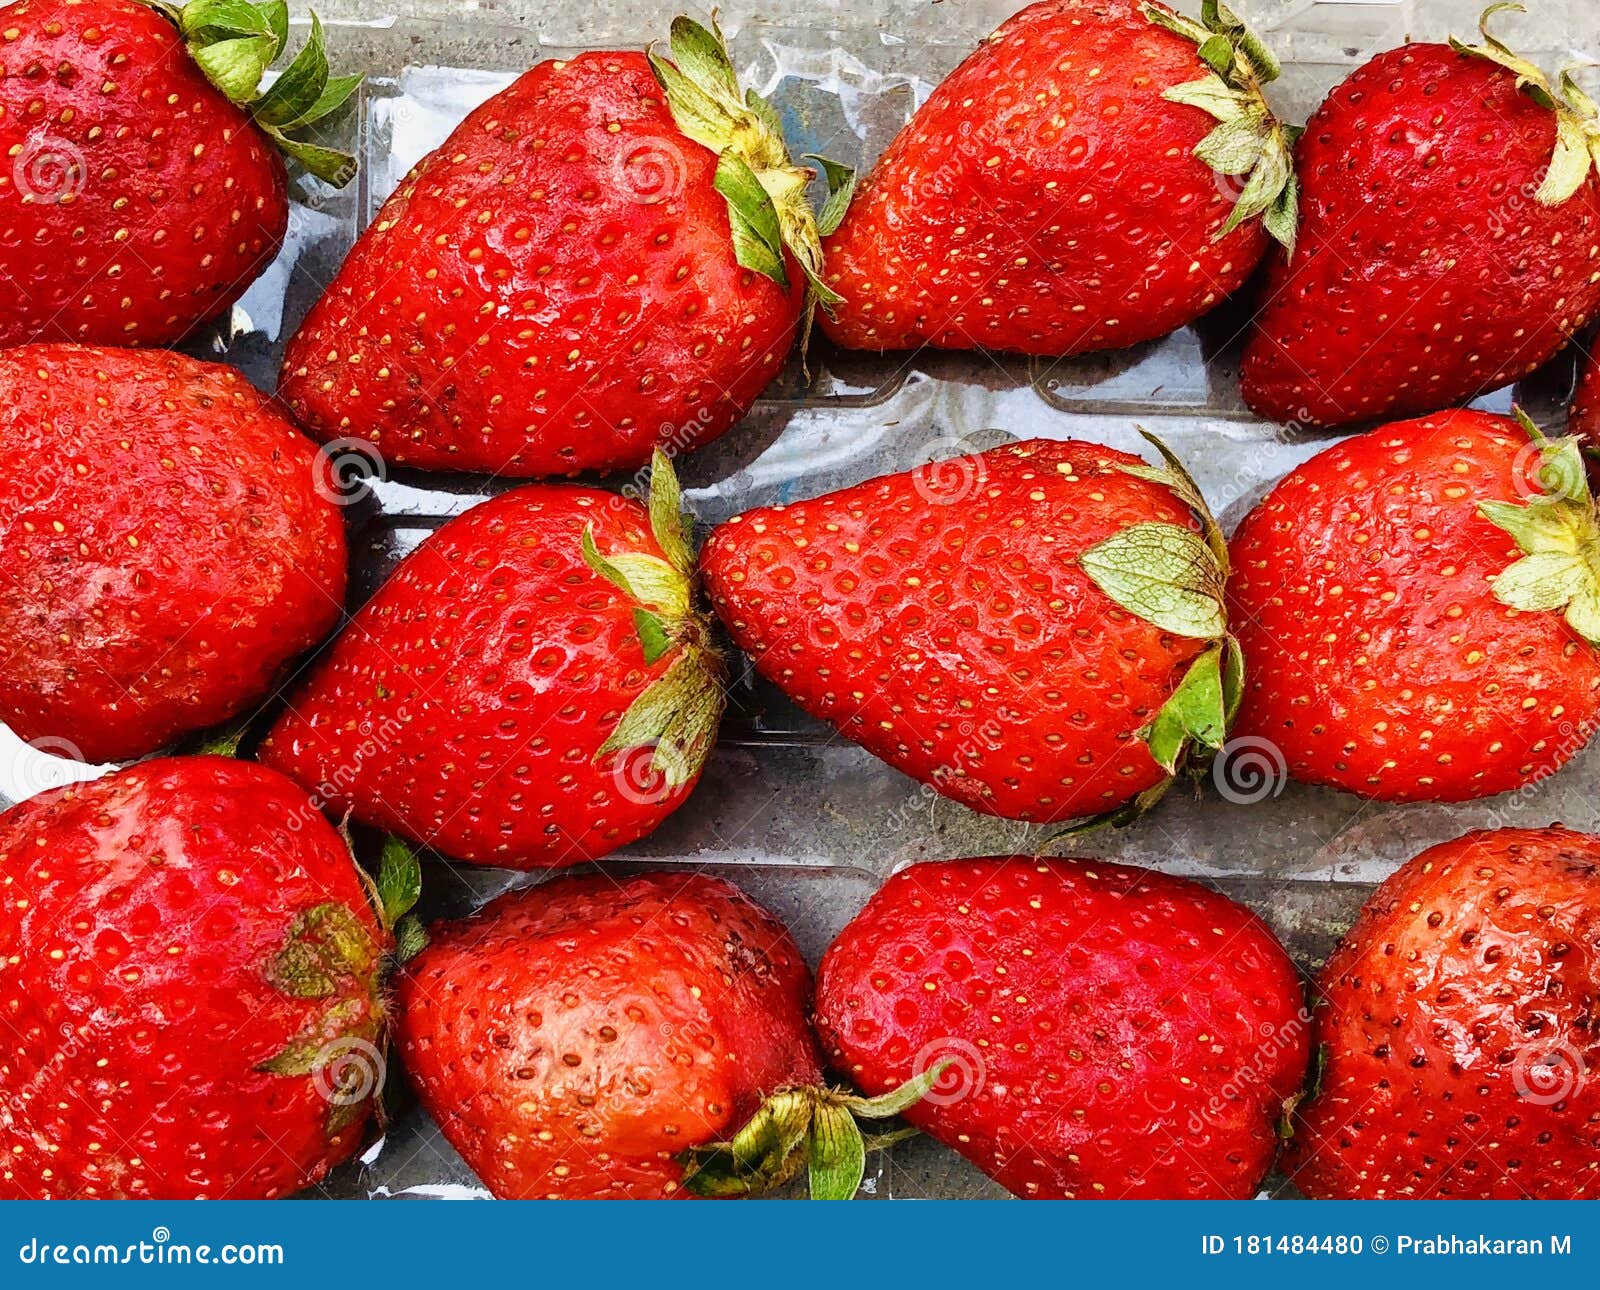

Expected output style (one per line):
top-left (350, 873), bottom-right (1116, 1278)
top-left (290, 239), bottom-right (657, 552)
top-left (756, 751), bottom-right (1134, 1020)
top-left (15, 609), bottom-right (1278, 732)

top-left (2, 0), bottom-right (1596, 1200)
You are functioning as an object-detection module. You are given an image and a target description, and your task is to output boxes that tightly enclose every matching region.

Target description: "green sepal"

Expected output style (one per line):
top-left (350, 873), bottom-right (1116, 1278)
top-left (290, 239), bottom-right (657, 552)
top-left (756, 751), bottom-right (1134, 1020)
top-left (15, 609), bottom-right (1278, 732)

top-left (1279, 1043), bottom-right (1329, 1140)
top-left (807, 1105), bottom-right (867, 1201)
top-left (646, 13), bottom-right (844, 313)
top-left (1143, 0), bottom-right (1297, 249)
top-left (392, 914), bottom-right (428, 964)
top-left (679, 1063), bottom-right (950, 1200)
top-left (582, 449), bottom-right (726, 792)
top-left (713, 149), bottom-right (790, 290)
top-left (172, 0), bottom-right (361, 188)
top-left (1450, 3), bottom-right (1600, 207)
top-left (1141, 641), bottom-right (1227, 775)
top-left (1479, 407), bottom-right (1600, 647)
top-left (809, 152), bottom-right (857, 239)
top-left (375, 835), bottom-right (422, 931)
top-left (1081, 522), bottom-right (1227, 640)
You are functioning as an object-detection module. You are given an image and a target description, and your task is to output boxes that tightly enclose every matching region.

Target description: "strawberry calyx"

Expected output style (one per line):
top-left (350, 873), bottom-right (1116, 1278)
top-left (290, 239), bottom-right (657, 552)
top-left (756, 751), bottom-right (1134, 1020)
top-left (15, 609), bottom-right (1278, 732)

top-left (581, 449), bottom-right (727, 794)
top-left (679, 1061), bottom-right (951, 1200)
top-left (1143, 0), bottom-right (1299, 251)
top-left (151, 0), bottom-right (361, 186)
top-left (1451, 3), bottom-right (1600, 207)
top-left (647, 12), bottom-right (852, 328)
top-left (1077, 430), bottom-right (1242, 822)
top-left (1480, 408), bottom-right (1600, 646)
top-left (256, 836), bottom-right (425, 1137)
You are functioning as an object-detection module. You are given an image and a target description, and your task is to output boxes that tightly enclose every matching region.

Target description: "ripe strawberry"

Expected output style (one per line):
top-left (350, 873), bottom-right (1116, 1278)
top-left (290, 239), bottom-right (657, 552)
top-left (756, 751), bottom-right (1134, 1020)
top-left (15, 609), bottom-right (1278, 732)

top-left (0, 343), bottom-right (347, 765)
top-left (279, 16), bottom-right (844, 477)
top-left (395, 871), bottom-right (820, 1199)
top-left (259, 451), bottom-right (723, 868)
top-left (818, 0), bottom-right (1296, 355)
top-left (1228, 408), bottom-right (1600, 801)
top-left (0, 756), bottom-right (408, 1200)
top-left (805, 856), bottom-right (1309, 1199)
top-left (1242, 8), bottom-right (1600, 428)
top-left (700, 436), bottom-right (1240, 826)
top-left (1287, 826), bottom-right (1600, 1200)
top-left (0, 0), bottom-right (359, 349)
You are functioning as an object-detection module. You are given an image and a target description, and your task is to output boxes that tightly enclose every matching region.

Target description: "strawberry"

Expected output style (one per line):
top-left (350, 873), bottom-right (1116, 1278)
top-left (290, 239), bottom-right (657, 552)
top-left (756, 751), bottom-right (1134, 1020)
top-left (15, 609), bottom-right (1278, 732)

top-left (0, 343), bottom-right (347, 765)
top-left (700, 436), bottom-right (1241, 826)
top-left (259, 451), bottom-right (723, 868)
top-left (0, 756), bottom-right (415, 1200)
top-left (1241, 7), bottom-right (1600, 429)
top-left (0, 0), bottom-right (359, 350)
top-left (818, 0), bottom-right (1296, 356)
top-left (800, 856), bottom-right (1309, 1199)
top-left (1287, 826), bottom-right (1600, 1200)
top-left (395, 871), bottom-right (821, 1200)
top-left (278, 16), bottom-right (845, 477)
top-left (1228, 408), bottom-right (1600, 802)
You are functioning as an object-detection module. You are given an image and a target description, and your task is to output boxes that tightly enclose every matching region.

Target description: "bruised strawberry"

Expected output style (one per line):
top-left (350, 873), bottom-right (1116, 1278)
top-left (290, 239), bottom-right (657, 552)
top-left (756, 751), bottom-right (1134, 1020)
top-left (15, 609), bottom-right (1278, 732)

top-left (0, 757), bottom-right (399, 1200)
top-left (0, 344), bottom-right (347, 765)
top-left (260, 452), bottom-right (723, 868)
top-left (701, 436), bottom-right (1241, 826)
top-left (1229, 408), bottom-right (1600, 801)
top-left (279, 16), bottom-right (845, 477)
top-left (804, 856), bottom-right (1309, 1199)
top-left (1242, 7), bottom-right (1600, 429)
top-left (396, 872), bottom-right (820, 1199)
top-left (819, 0), bottom-right (1296, 355)
top-left (0, 0), bottom-right (358, 350)
top-left (1288, 827), bottom-right (1600, 1200)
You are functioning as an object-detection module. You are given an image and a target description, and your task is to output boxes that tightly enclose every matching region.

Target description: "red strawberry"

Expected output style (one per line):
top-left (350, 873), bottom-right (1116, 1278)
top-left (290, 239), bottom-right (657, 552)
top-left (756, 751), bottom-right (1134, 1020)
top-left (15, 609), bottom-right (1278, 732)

top-left (279, 16), bottom-right (842, 477)
top-left (0, 756), bottom-right (403, 1200)
top-left (806, 856), bottom-right (1309, 1199)
top-left (700, 436), bottom-right (1240, 826)
top-left (819, 0), bottom-right (1296, 355)
top-left (1242, 8), bottom-right (1600, 428)
top-left (1228, 408), bottom-right (1600, 801)
top-left (0, 343), bottom-right (347, 765)
top-left (395, 871), bottom-right (820, 1199)
top-left (0, 0), bottom-right (359, 350)
top-left (1287, 826), bottom-right (1600, 1200)
top-left (259, 452), bottom-right (723, 868)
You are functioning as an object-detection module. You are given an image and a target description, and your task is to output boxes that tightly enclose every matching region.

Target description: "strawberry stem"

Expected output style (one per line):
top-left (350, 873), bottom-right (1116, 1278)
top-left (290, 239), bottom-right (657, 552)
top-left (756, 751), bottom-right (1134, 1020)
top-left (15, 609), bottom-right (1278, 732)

top-left (166, 0), bottom-right (361, 186)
